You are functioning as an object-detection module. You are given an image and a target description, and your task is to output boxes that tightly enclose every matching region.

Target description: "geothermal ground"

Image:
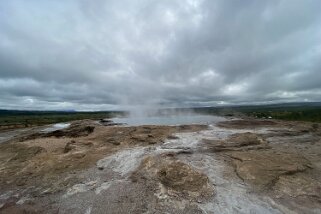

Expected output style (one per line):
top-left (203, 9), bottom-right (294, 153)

top-left (0, 117), bottom-right (321, 213)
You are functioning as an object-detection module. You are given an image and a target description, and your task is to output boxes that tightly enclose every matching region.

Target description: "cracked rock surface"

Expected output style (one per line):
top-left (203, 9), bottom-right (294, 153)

top-left (0, 118), bottom-right (321, 213)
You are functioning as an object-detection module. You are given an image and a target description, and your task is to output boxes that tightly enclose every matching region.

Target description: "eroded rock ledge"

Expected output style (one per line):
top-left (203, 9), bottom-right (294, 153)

top-left (203, 128), bottom-right (321, 212)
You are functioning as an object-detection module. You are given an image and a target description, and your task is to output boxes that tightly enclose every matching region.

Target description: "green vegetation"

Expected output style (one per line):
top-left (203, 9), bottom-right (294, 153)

top-left (192, 103), bottom-right (321, 123)
top-left (247, 108), bottom-right (321, 122)
top-left (0, 110), bottom-right (125, 130)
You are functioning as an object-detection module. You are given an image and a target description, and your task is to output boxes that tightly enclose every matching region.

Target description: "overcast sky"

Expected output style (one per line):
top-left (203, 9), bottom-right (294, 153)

top-left (0, 0), bottom-right (321, 110)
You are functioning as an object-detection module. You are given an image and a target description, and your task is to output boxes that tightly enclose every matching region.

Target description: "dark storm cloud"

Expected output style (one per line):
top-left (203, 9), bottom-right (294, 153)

top-left (0, 0), bottom-right (320, 110)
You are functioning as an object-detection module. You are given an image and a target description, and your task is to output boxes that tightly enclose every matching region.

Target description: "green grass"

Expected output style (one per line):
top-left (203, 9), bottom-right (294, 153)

top-left (246, 108), bottom-right (321, 122)
top-left (192, 104), bottom-right (321, 123)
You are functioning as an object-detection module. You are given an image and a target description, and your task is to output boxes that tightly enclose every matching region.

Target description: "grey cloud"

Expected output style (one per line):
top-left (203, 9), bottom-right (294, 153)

top-left (0, 0), bottom-right (320, 110)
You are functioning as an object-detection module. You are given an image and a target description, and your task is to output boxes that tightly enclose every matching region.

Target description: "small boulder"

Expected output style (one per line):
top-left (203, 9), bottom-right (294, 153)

top-left (64, 140), bottom-right (76, 153)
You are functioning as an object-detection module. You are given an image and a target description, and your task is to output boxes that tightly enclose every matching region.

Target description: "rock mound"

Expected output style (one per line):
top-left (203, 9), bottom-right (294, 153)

top-left (130, 155), bottom-right (214, 201)
top-left (158, 161), bottom-right (208, 192)
top-left (46, 125), bottom-right (94, 138)
top-left (63, 140), bottom-right (93, 153)
top-left (204, 132), bottom-right (270, 152)
top-left (229, 151), bottom-right (312, 190)
top-left (19, 125), bottom-right (95, 141)
top-left (218, 120), bottom-right (277, 129)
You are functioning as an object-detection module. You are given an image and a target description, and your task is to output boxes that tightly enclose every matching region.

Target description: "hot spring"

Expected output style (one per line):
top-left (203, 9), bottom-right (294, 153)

top-left (111, 114), bottom-right (225, 126)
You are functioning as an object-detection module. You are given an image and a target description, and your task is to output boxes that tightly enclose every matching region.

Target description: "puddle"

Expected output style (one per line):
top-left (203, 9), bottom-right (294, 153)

top-left (41, 123), bottom-right (70, 133)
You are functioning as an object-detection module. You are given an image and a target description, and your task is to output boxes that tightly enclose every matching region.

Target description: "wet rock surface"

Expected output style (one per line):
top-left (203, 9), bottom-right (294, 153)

top-left (0, 118), bottom-right (321, 213)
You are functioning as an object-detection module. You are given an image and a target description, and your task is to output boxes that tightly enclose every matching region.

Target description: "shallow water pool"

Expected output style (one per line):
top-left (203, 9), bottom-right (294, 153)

top-left (111, 114), bottom-right (225, 126)
top-left (41, 123), bottom-right (70, 132)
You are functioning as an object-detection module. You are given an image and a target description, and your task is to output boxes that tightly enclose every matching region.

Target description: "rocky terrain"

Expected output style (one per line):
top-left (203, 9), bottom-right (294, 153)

top-left (0, 118), bottom-right (320, 213)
